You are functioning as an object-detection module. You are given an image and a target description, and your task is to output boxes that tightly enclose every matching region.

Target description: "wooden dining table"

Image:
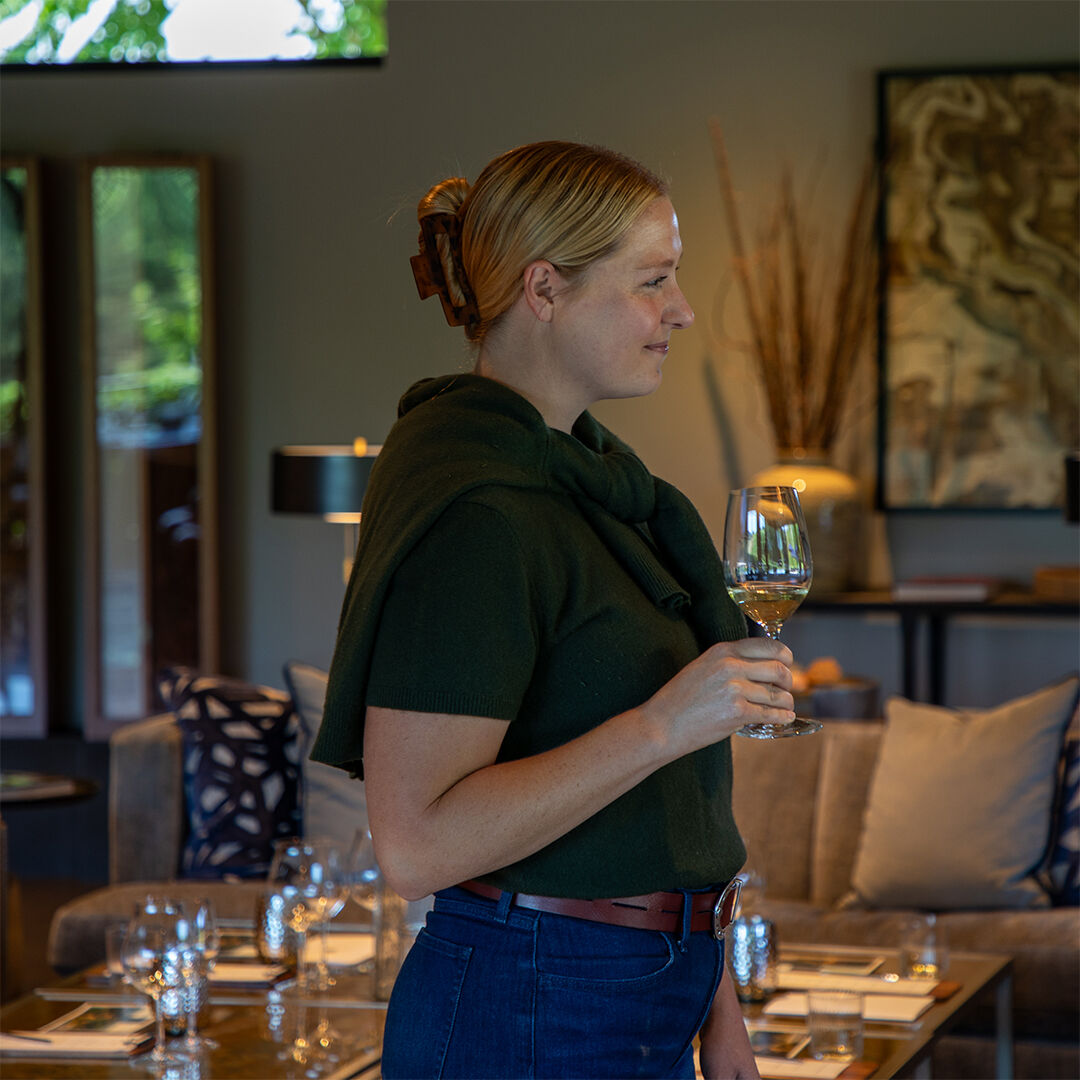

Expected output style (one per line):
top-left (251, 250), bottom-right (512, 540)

top-left (0, 952), bottom-right (385, 1078)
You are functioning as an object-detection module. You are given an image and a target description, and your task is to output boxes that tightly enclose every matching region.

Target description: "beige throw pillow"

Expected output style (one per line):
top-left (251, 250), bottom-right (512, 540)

top-left (850, 676), bottom-right (1079, 910)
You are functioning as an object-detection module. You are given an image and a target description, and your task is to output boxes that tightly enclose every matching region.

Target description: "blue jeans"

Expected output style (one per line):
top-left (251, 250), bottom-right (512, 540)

top-left (380, 886), bottom-right (727, 1079)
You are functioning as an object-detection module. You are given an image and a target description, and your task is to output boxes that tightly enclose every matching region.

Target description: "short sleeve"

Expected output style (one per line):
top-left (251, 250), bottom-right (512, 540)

top-left (365, 497), bottom-right (539, 720)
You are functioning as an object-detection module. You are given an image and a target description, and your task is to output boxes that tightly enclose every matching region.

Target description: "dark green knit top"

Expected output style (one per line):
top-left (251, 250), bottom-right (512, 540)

top-left (311, 374), bottom-right (748, 897)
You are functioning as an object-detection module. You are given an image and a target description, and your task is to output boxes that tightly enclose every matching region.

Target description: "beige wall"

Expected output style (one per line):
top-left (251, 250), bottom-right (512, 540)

top-left (3, 0), bottom-right (1077, 715)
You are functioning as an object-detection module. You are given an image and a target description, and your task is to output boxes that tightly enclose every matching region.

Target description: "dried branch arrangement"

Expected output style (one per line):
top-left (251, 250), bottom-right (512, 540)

top-left (709, 120), bottom-right (879, 453)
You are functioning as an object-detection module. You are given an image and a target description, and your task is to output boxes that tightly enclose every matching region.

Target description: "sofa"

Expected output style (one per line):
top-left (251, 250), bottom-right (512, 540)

top-left (48, 663), bottom-right (369, 973)
top-left (731, 703), bottom-right (1079, 1079)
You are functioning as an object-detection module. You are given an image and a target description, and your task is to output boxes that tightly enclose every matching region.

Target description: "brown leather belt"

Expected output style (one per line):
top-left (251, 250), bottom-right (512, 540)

top-left (456, 878), bottom-right (741, 940)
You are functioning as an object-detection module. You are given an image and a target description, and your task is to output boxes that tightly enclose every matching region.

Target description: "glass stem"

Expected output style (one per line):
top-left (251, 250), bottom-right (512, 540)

top-left (318, 920), bottom-right (335, 989)
top-left (295, 928), bottom-right (308, 991)
top-left (153, 993), bottom-right (167, 1058)
top-left (185, 988), bottom-right (198, 1048)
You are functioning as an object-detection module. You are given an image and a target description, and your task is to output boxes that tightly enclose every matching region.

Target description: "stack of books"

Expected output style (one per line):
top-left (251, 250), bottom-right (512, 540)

top-left (890, 576), bottom-right (1000, 602)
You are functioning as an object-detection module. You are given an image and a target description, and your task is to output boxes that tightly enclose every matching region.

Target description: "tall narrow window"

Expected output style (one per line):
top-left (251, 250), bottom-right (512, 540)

top-left (82, 157), bottom-right (217, 737)
top-left (0, 158), bottom-right (46, 736)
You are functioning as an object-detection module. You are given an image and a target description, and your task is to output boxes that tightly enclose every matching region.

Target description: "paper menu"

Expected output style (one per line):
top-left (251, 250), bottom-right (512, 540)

top-left (747, 1027), bottom-right (811, 1058)
top-left (764, 991), bottom-right (935, 1023)
top-left (754, 1057), bottom-right (851, 1080)
top-left (779, 952), bottom-right (884, 978)
top-left (209, 962), bottom-right (289, 987)
top-left (315, 932), bottom-right (375, 967)
top-left (219, 932), bottom-right (375, 968)
top-left (776, 970), bottom-right (942, 997)
top-left (39, 1002), bottom-right (152, 1035)
top-left (0, 1032), bottom-right (151, 1058)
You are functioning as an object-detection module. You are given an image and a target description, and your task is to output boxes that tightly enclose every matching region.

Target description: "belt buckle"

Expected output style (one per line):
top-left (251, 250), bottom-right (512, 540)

top-left (711, 878), bottom-right (742, 941)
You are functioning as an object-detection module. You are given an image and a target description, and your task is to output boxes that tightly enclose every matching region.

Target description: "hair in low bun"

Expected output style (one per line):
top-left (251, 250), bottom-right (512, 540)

top-left (410, 142), bottom-right (667, 344)
top-left (419, 176), bottom-right (470, 218)
top-left (411, 177), bottom-right (480, 333)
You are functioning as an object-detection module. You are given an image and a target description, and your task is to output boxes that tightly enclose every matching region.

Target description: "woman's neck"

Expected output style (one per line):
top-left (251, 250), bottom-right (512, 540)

top-left (474, 323), bottom-right (586, 434)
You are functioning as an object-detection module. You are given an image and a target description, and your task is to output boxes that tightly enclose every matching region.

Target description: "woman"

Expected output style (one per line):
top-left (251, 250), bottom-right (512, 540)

top-left (311, 141), bottom-right (795, 1079)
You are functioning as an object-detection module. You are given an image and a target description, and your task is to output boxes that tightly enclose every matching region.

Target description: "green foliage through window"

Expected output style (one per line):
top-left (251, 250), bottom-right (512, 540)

top-left (0, 0), bottom-right (387, 65)
top-left (93, 166), bottom-right (203, 441)
top-left (0, 168), bottom-right (28, 442)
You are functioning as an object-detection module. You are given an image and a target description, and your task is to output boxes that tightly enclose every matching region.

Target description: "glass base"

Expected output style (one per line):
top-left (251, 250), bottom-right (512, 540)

top-left (736, 717), bottom-right (823, 739)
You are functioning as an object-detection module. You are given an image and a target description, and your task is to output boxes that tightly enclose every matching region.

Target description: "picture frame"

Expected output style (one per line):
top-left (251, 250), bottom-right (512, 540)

top-left (875, 65), bottom-right (1079, 511)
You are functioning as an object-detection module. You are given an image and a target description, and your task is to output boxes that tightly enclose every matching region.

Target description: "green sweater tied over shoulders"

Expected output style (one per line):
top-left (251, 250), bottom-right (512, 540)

top-left (311, 373), bottom-right (747, 780)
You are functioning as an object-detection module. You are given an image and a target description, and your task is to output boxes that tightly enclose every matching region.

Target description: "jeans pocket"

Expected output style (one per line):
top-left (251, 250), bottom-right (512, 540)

top-left (381, 929), bottom-right (473, 1079)
top-left (534, 928), bottom-right (717, 1079)
top-left (533, 914), bottom-right (676, 990)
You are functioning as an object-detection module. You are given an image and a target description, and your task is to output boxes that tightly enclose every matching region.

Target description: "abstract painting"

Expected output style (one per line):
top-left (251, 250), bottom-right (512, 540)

top-left (877, 66), bottom-right (1079, 510)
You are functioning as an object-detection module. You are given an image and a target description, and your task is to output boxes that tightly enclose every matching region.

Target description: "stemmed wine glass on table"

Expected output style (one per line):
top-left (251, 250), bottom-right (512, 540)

top-left (268, 837), bottom-right (346, 1074)
top-left (347, 828), bottom-right (378, 917)
top-left (120, 915), bottom-right (181, 1067)
top-left (722, 484), bottom-right (821, 739)
top-left (174, 897), bottom-right (221, 1055)
top-left (268, 838), bottom-right (345, 992)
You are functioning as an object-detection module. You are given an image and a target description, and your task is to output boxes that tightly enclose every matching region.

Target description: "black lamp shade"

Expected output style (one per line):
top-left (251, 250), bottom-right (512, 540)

top-left (271, 445), bottom-right (378, 517)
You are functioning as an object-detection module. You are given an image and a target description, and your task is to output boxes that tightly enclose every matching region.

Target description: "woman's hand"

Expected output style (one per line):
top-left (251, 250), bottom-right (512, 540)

top-left (637, 637), bottom-right (795, 756)
top-left (699, 973), bottom-right (761, 1079)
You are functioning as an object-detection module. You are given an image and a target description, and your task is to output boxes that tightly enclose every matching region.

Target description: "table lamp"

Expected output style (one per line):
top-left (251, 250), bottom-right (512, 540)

top-left (271, 439), bottom-right (380, 583)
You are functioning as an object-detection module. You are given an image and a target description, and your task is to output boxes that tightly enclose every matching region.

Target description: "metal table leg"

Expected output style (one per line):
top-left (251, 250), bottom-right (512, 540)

top-left (995, 969), bottom-right (1014, 1079)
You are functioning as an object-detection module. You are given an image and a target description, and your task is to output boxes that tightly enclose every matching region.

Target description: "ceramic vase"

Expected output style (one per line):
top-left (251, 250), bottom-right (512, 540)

top-left (749, 451), bottom-right (862, 596)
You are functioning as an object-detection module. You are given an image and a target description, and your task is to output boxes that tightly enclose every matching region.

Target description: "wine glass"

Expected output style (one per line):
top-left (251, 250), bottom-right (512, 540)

top-left (302, 842), bottom-right (347, 991)
top-left (175, 897), bottom-right (220, 1054)
top-left (121, 918), bottom-right (184, 1066)
top-left (269, 838), bottom-right (345, 1076)
top-left (347, 828), bottom-right (380, 926)
top-left (722, 485), bottom-right (821, 739)
top-left (268, 838), bottom-right (343, 993)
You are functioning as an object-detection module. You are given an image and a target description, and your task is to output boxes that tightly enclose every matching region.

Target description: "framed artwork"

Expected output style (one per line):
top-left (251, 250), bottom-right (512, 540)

top-left (876, 65), bottom-right (1079, 510)
top-left (0, 158), bottom-right (47, 736)
top-left (79, 156), bottom-right (219, 739)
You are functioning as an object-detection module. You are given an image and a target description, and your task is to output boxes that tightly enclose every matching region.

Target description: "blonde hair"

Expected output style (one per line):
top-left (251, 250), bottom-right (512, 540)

top-left (412, 142), bottom-right (668, 343)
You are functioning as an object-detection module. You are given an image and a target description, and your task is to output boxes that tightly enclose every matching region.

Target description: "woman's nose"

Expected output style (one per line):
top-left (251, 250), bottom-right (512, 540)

top-left (666, 286), bottom-right (695, 329)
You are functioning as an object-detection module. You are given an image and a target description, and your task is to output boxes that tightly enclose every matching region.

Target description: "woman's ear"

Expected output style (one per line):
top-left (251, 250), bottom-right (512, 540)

top-left (521, 260), bottom-right (562, 323)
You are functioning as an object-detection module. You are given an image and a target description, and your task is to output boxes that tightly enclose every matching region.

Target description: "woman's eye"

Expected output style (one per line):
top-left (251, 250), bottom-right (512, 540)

top-left (644, 276), bottom-right (667, 288)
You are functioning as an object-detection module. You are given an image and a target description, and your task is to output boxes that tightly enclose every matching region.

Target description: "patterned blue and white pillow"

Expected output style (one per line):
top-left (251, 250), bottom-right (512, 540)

top-left (1043, 706), bottom-right (1080, 906)
top-left (159, 668), bottom-right (303, 880)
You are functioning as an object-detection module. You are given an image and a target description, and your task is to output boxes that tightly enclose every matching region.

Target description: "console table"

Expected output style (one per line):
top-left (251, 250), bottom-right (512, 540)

top-left (798, 590), bottom-right (1078, 705)
top-left (0, 773), bottom-right (98, 809)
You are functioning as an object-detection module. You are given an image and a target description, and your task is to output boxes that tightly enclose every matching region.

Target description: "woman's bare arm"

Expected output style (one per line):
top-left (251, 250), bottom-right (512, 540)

top-left (364, 637), bottom-right (794, 899)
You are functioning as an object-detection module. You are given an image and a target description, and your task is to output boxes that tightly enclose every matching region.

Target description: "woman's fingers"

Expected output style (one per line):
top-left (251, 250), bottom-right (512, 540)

top-left (706, 640), bottom-right (796, 720)
top-left (716, 636), bottom-right (794, 669)
top-left (739, 675), bottom-right (795, 712)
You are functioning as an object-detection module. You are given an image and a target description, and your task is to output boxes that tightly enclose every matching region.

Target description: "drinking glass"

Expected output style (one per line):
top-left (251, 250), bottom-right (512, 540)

top-left (121, 919), bottom-right (183, 1066)
top-left (722, 485), bottom-right (821, 738)
top-left (104, 922), bottom-right (127, 985)
top-left (255, 888), bottom-right (299, 965)
top-left (901, 912), bottom-right (949, 979)
top-left (808, 989), bottom-right (864, 1061)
